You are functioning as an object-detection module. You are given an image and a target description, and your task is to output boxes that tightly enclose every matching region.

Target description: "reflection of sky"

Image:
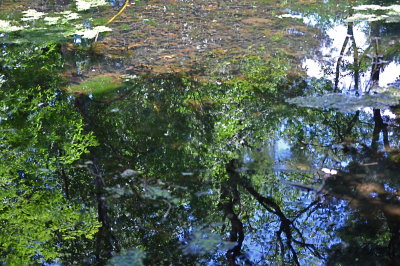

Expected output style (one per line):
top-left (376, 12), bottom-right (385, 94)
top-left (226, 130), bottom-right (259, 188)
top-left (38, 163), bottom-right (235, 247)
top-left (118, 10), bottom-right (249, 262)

top-left (302, 21), bottom-right (400, 89)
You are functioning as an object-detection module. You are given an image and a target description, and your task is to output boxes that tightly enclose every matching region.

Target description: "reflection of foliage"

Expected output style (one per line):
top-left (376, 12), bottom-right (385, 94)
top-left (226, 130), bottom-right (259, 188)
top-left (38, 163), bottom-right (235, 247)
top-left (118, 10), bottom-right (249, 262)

top-left (0, 43), bottom-right (100, 263)
top-left (0, 187), bottom-right (99, 264)
top-left (76, 53), bottom-right (294, 264)
top-left (235, 55), bottom-right (289, 94)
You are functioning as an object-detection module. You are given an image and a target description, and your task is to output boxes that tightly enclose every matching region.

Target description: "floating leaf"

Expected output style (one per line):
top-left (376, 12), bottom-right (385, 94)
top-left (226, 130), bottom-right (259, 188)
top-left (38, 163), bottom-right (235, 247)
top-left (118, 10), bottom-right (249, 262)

top-left (277, 14), bottom-right (303, 19)
top-left (44, 16), bottom-right (61, 25)
top-left (0, 20), bottom-right (25, 32)
top-left (21, 9), bottom-right (46, 21)
top-left (74, 25), bottom-right (112, 39)
top-left (75, 0), bottom-right (108, 11)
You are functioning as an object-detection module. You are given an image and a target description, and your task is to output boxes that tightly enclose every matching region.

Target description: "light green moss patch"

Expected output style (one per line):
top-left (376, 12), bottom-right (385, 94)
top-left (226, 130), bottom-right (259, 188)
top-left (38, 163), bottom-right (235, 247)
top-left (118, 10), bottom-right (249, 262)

top-left (67, 74), bottom-right (123, 96)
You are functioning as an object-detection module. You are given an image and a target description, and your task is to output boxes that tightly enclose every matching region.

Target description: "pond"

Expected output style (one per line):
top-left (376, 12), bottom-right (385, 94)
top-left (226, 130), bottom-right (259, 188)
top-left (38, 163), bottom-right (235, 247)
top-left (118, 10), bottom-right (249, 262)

top-left (1, 0), bottom-right (400, 265)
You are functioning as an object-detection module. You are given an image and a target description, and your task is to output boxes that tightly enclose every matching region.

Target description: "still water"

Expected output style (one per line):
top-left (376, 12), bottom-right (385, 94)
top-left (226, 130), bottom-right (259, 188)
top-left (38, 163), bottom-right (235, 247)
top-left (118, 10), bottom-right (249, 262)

top-left (1, 0), bottom-right (400, 265)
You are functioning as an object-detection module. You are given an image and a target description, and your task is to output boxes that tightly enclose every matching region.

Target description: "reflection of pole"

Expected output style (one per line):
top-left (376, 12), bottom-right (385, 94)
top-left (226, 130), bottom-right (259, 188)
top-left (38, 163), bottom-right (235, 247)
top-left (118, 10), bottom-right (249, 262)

top-left (334, 22), bottom-right (359, 93)
top-left (369, 22), bottom-right (389, 152)
top-left (370, 21), bottom-right (382, 90)
top-left (372, 109), bottom-right (389, 152)
top-left (349, 26), bottom-right (359, 92)
top-left (334, 31), bottom-right (349, 92)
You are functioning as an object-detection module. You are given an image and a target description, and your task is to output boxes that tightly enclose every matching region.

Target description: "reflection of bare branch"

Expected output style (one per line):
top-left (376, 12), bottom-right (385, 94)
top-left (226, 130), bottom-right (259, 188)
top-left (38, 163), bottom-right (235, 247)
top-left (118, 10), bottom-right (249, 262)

top-left (293, 199), bottom-right (320, 221)
top-left (225, 159), bottom-right (323, 264)
top-left (345, 111), bottom-right (360, 136)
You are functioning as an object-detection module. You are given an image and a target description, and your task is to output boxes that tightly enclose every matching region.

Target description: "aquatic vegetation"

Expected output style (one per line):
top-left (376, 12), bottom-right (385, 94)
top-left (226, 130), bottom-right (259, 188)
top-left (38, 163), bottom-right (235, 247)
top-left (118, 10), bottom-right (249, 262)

top-left (106, 249), bottom-right (146, 266)
top-left (353, 5), bottom-right (400, 12)
top-left (287, 86), bottom-right (400, 113)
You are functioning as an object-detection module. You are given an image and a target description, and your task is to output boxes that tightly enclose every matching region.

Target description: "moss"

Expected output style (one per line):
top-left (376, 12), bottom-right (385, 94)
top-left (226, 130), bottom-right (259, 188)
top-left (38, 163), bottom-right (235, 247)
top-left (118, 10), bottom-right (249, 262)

top-left (67, 74), bottom-right (123, 96)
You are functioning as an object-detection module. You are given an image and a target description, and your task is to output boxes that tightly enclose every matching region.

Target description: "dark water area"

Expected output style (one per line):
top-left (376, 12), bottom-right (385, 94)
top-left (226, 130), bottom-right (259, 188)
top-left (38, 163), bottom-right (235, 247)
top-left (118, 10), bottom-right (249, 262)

top-left (1, 0), bottom-right (400, 265)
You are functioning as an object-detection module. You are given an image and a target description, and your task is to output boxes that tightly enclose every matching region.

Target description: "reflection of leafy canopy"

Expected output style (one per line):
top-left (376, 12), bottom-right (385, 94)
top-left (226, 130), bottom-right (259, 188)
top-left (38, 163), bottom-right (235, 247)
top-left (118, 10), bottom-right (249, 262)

top-left (0, 43), bottom-right (100, 263)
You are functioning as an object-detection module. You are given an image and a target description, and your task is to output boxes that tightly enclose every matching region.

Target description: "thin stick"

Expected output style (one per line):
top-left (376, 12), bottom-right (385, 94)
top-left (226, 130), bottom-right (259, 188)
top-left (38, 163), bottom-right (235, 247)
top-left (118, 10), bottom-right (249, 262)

top-left (106, 0), bottom-right (130, 25)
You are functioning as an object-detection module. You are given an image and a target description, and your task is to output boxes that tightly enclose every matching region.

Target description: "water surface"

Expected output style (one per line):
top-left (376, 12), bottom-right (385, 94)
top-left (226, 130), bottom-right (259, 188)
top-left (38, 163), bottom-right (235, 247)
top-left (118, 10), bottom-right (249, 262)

top-left (1, 0), bottom-right (400, 265)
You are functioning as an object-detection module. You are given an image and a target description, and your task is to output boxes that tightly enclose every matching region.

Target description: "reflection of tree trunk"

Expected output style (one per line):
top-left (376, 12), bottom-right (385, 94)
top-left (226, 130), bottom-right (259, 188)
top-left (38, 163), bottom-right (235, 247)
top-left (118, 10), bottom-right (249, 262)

top-left (386, 213), bottom-right (400, 262)
top-left (90, 157), bottom-right (119, 261)
top-left (349, 26), bottom-right (359, 92)
top-left (334, 33), bottom-right (349, 92)
top-left (60, 166), bottom-right (70, 199)
top-left (75, 95), bottom-right (120, 262)
top-left (220, 160), bottom-right (246, 266)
